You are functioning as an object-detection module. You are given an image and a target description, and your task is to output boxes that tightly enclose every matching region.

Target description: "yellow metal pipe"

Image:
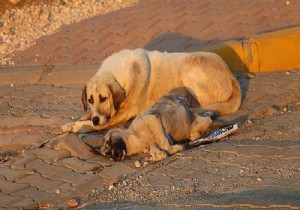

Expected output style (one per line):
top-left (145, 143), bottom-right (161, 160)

top-left (200, 26), bottom-right (300, 72)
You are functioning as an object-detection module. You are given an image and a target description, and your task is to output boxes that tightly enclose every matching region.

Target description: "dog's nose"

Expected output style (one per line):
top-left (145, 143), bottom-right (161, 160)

top-left (92, 116), bottom-right (100, 125)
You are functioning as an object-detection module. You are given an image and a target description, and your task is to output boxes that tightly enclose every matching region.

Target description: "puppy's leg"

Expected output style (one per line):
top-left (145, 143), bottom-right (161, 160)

top-left (189, 113), bottom-right (213, 141)
top-left (144, 115), bottom-right (185, 155)
top-left (149, 144), bottom-right (168, 161)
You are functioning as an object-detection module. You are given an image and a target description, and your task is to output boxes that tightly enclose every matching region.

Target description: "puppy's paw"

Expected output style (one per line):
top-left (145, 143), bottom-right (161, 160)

top-left (149, 144), bottom-right (168, 161)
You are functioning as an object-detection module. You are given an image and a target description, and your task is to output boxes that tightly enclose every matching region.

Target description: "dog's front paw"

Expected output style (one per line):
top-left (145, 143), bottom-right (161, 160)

top-left (61, 122), bottom-right (75, 133)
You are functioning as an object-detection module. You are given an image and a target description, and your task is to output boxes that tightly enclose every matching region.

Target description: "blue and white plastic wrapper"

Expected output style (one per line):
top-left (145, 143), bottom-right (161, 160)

top-left (190, 122), bottom-right (241, 146)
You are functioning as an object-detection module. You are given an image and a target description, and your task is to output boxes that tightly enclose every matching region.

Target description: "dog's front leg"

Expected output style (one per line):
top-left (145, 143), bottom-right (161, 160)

top-left (61, 120), bottom-right (100, 133)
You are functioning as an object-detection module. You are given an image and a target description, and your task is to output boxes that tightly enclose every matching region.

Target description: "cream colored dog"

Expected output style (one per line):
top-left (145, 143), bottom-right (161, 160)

top-left (62, 48), bottom-right (241, 133)
top-left (101, 91), bottom-right (213, 161)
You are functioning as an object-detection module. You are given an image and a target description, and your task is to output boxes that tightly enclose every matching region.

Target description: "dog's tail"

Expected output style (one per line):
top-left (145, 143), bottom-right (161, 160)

top-left (201, 77), bottom-right (242, 116)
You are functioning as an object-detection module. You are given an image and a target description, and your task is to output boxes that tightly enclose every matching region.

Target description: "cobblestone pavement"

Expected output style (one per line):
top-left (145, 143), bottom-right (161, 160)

top-left (1, 0), bottom-right (300, 209)
top-left (3, 0), bottom-right (300, 67)
top-left (1, 70), bottom-right (299, 209)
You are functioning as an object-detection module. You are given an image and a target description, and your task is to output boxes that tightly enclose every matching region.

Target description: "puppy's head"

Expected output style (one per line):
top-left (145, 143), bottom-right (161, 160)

top-left (101, 129), bottom-right (127, 161)
top-left (83, 78), bottom-right (125, 126)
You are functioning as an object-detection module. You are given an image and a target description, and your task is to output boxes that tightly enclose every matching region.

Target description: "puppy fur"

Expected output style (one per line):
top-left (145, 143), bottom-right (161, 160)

top-left (101, 91), bottom-right (212, 161)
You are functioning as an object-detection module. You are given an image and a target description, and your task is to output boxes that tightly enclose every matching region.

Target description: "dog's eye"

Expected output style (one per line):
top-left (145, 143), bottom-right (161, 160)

top-left (88, 96), bottom-right (94, 104)
top-left (99, 94), bottom-right (107, 103)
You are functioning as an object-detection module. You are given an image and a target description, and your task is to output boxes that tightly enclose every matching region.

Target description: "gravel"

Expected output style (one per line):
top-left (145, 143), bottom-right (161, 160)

top-left (0, 0), bottom-right (138, 66)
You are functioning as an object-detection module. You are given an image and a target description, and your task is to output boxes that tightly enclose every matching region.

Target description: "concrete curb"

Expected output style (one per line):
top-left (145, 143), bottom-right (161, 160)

top-left (200, 26), bottom-right (300, 72)
top-left (0, 64), bottom-right (99, 86)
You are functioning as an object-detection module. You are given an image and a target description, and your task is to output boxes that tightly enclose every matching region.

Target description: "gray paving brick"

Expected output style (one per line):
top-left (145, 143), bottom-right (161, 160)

top-left (86, 155), bottom-right (114, 167)
top-left (53, 133), bottom-right (97, 160)
top-left (99, 162), bottom-right (136, 181)
top-left (54, 157), bottom-right (100, 174)
top-left (8, 197), bottom-right (38, 210)
top-left (0, 177), bottom-right (30, 194)
top-left (16, 173), bottom-right (65, 192)
top-left (0, 192), bottom-right (26, 207)
top-left (24, 147), bottom-right (71, 164)
top-left (10, 154), bottom-right (38, 170)
top-left (0, 166), bottom-right (34, 181)
top-left (15, 186), bottom-right (54, 204)
top-left (26, 158), bottom-right (95, 186)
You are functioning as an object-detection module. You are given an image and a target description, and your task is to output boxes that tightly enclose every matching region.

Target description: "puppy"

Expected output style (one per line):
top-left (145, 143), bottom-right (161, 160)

top-left (62, 48), bottom-right (241, 133)
top-left (101, 91), bottom-right (213, 161)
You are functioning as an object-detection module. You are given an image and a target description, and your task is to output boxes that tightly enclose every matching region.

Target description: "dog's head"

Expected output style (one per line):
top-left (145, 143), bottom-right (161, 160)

top-left (101, 129), bottom-right (127, 161)
top-left (82, 78), bottom-right (125, 126)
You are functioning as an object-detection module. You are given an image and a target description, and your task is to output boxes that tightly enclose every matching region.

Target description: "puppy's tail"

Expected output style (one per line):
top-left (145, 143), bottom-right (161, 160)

top-left (201, 77), bottom-right (242, 116)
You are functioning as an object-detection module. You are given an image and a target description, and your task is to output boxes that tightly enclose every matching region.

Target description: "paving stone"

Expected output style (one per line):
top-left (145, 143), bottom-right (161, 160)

top-left (76, 175), bottom-right (107, 194)
top-left (16, 173), bottom-right (65, 192)
top-left (99, 162), bottom-right (136, 181)
top-left (8, 197), bottom-right (38, 210)
top-left (10, 154), bottom-right (38, 170)
top-left (15, 186), bottom-right (54, 204)
top-left (53, 133), bottom-right (97, 159)
top-left (48, 182), bottom-right (74, 195)
top-left (54, 157), bottom-right (100, 174)
top-left (80, 133), bottom-right (105, 149)
top-left (24, 147), bottom-right (71, 164)
top-left (0, 177), bottom-right (30, 194)
top-left (0, 165), bottom-right (34, 181)
top-left (26, 158), bottom-right (95, 186)
top-left (86, 155), bottom-right (114, 167)
top-left (0, 192), bottom-right (27, 207)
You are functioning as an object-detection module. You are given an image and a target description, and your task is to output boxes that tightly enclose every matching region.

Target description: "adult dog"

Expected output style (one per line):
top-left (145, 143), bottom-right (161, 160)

top-left (62, 48), bottom-right (241, 133)
top-left (101, 91), bottom-right (213, 161)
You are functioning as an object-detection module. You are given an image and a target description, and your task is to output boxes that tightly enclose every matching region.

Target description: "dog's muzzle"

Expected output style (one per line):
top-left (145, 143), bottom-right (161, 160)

top-left (92, 116), bottom-right (100, 125)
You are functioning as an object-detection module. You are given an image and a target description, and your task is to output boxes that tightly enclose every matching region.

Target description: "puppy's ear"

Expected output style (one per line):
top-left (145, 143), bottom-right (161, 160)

top-left (111, 137), bottom-right (127, 161)
top-left (81, 85), bottom-right (88, 111)
top-left (108, 81), bottom-right (125, 112)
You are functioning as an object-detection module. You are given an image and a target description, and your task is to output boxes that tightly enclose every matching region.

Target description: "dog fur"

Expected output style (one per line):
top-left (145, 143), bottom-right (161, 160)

top-left (101, 91), bottom-right (213, 161)
top-left (62, 48), bottom-right (241, 133)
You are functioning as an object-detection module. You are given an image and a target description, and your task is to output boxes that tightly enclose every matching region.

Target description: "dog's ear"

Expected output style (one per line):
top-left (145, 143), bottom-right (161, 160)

top-left (81, 85), bottom-right (87, 111)
top-left (108, 81), bottom-right (125, 112)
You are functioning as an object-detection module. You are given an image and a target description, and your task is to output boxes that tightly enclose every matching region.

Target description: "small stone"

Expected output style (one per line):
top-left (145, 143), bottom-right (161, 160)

top-left (265, 107), bottom-right (278, 117)
top-left (109, 177), bottom-right (120, 186)
top-left (246, 119), bottom-right (253, 125)
top-left (143, 161), bottom-right (149, 167)
top-left (68, 199), bottom-right (79, 208)
top-left (286, 1), bottom-right (290, 6)
top-left (257, 178), bottom-right (262, 182)
top-left (135, 160), bottom-right (142, 168)
top-left (55, 189), bottom-right (61, 195)
top-left (41, 113), bottom-right (51, 118)
top-left (108, 185), bottom-right (114, 191)
top-left (187, 188), bottom-right (196, 194)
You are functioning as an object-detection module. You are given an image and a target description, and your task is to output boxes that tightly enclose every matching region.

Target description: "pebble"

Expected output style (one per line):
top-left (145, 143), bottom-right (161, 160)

top-left (135, 160), bottom-right (142, 168)
top-left (68, 198), bottom-right (79, 208)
